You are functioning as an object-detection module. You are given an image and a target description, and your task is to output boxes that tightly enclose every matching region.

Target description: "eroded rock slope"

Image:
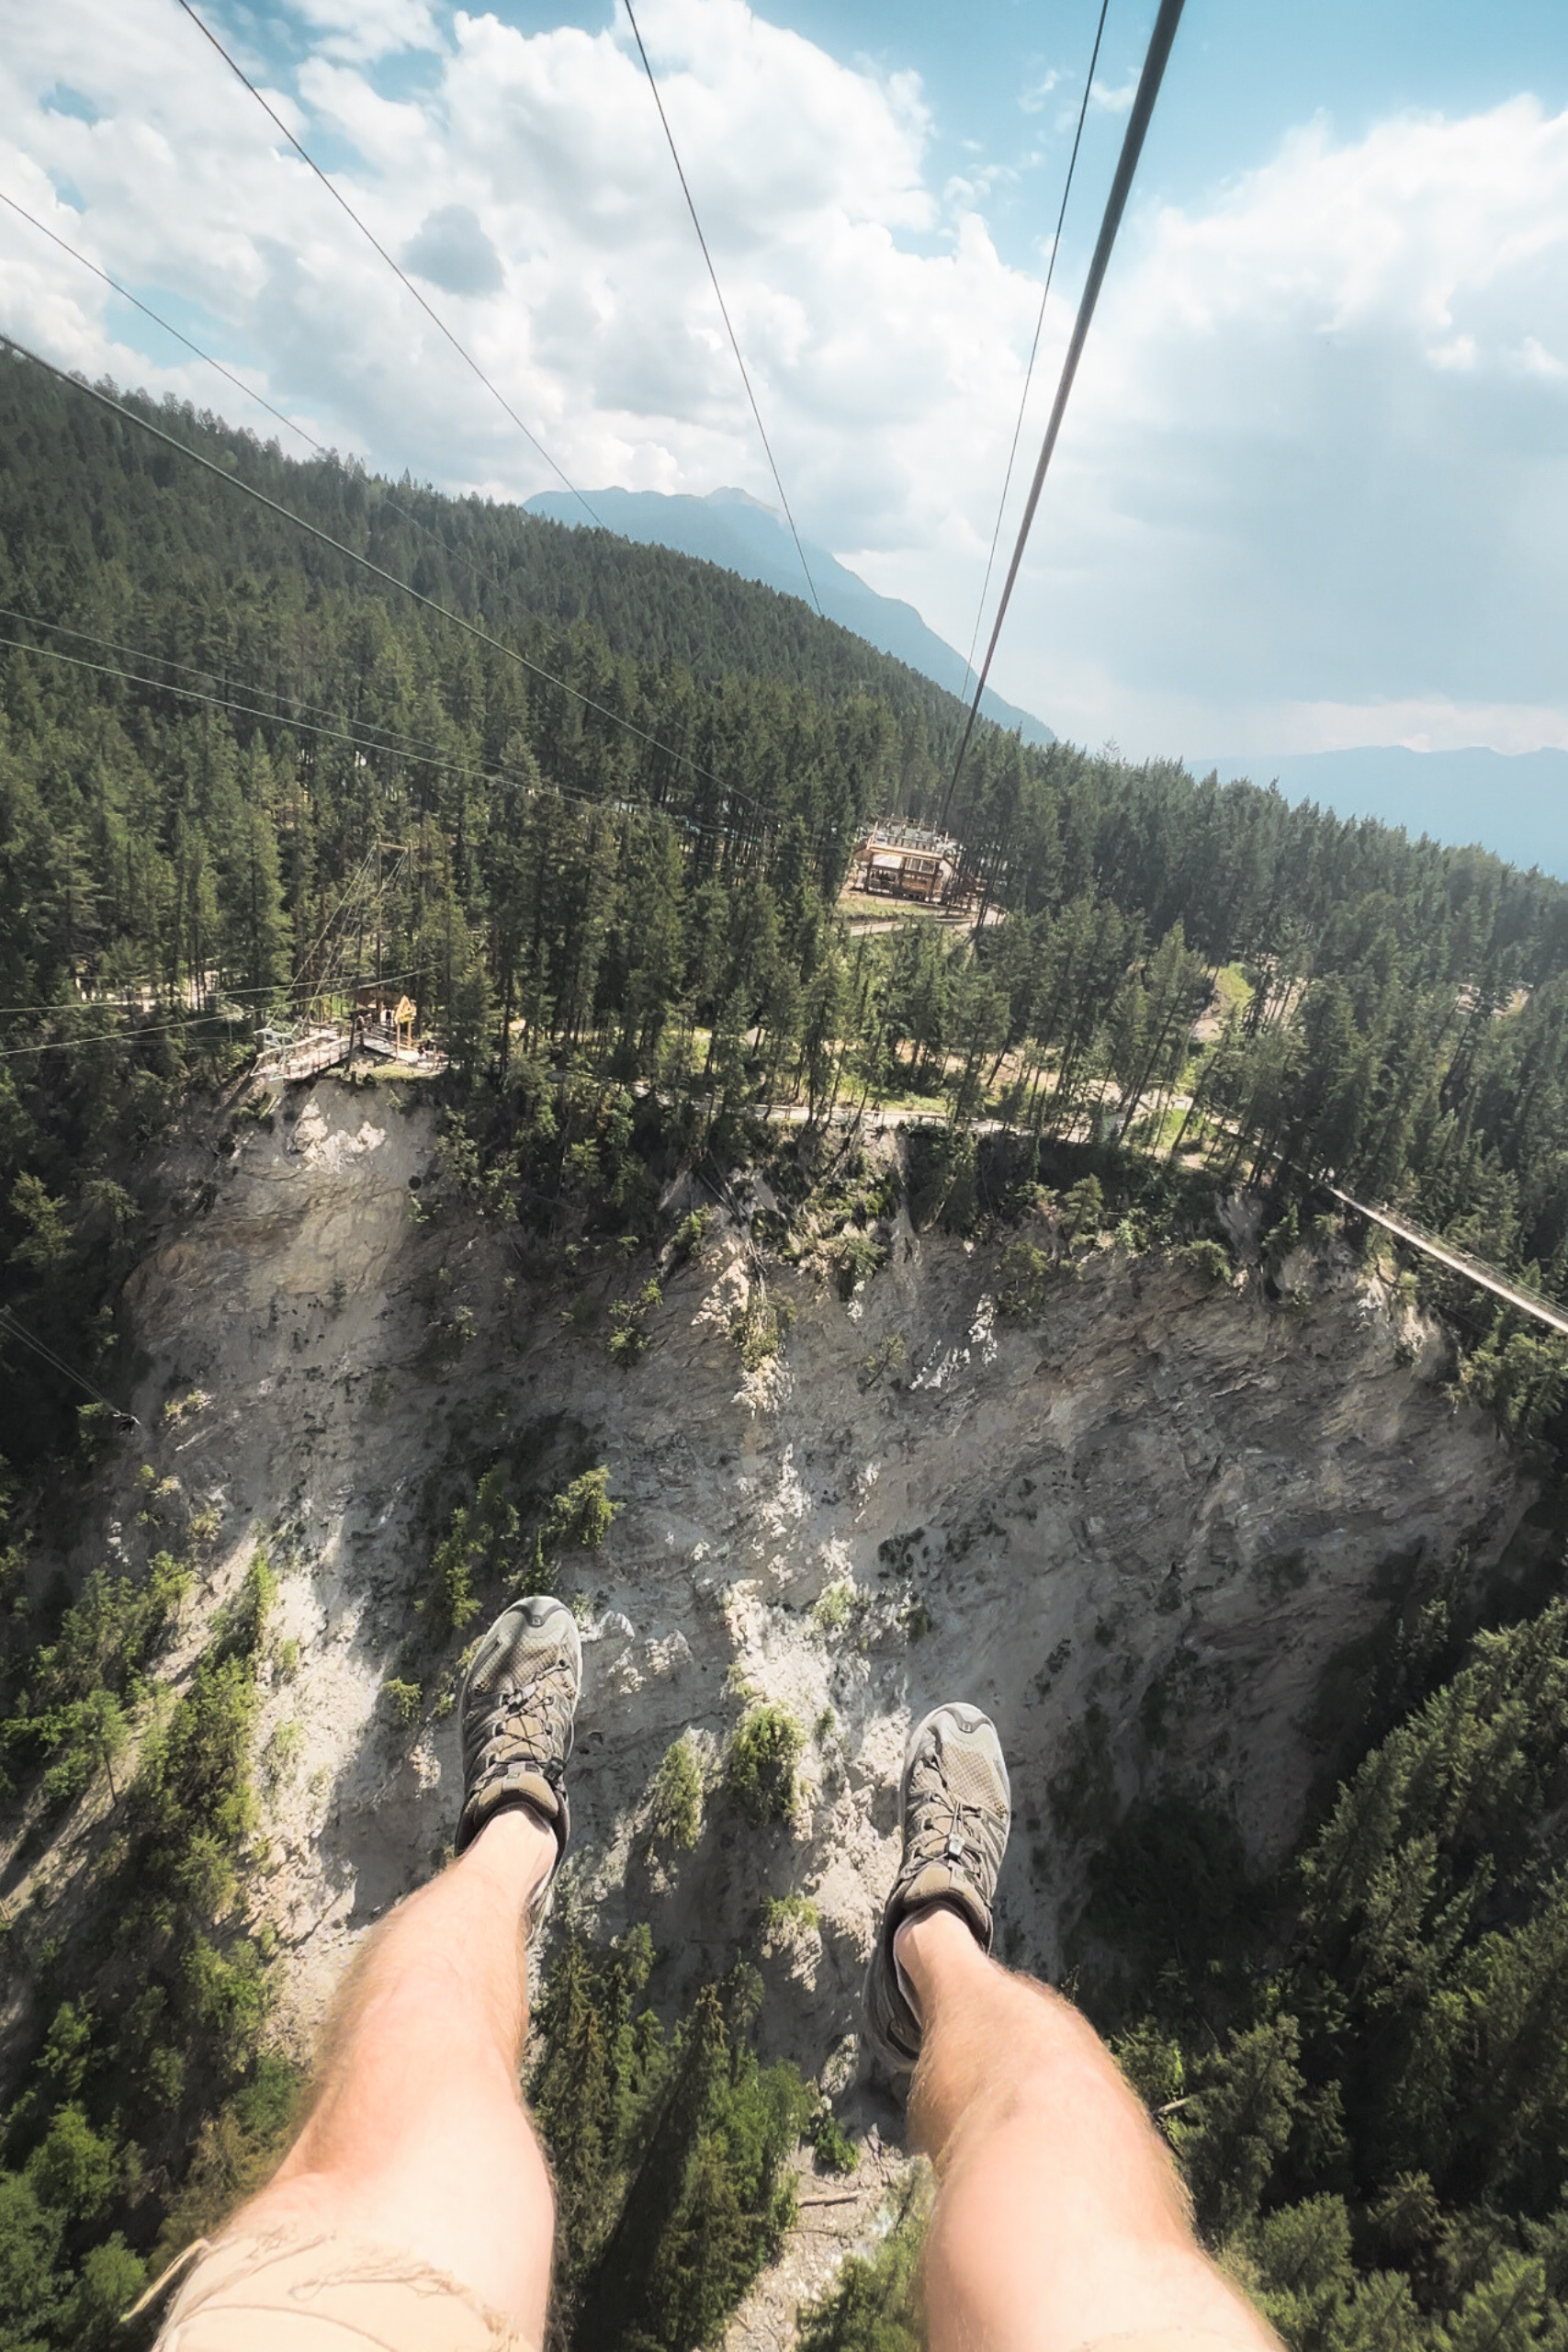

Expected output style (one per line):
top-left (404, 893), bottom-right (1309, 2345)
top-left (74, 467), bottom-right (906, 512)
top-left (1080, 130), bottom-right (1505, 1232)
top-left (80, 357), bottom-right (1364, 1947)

top-left (15, 1079), bottom-right (1539, 2324)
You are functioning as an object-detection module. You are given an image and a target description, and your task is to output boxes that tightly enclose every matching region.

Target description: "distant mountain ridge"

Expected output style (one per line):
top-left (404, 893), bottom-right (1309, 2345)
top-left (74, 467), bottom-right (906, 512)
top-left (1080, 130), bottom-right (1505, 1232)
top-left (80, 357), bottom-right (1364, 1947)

top-left (1201, 746), bottom-right (1568, 883)
top-left (525, 484), bottom-right (1055, 748)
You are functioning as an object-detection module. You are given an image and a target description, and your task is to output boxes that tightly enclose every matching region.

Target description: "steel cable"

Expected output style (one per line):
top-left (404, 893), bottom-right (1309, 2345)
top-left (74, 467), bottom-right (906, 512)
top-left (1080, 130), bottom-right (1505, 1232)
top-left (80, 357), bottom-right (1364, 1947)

top-left (171, 0), bottom-right (603, 527)
top-left (621, 0), bottom-right (821, 617)
top-left (942, 0), bottom-right (1187, 825)
top-left (960, 0), bottom-right (1111, 705)
top-left (0, 334), bottom-right (771, 823)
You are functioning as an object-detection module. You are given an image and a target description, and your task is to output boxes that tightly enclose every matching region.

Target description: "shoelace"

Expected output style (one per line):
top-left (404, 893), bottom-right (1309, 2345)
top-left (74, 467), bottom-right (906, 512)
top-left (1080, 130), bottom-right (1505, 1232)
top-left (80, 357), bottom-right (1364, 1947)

top-left (913, 1771), bottom-right (992, 1883)
top-left (479, 1663), bottom-right (573, 1776)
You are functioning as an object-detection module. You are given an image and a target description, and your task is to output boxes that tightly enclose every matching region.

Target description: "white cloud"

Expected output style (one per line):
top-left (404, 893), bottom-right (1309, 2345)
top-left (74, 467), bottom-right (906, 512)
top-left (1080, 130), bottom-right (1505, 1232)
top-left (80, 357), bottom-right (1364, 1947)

top-left (976, 97), bottom-right (1568, 752)
top-left (291, 0), bottom-right (441, 64)
top-left (1258, 700), bottom-right (1568, 759)
top-left (1089, 74), bottom-right (1138, 116)
top-left (0, 4), bottom-right (1565, 761)
top-left (1019, 68), bottom-right (1062, 115)
top-left (402, 201), bottom-right (504, 295)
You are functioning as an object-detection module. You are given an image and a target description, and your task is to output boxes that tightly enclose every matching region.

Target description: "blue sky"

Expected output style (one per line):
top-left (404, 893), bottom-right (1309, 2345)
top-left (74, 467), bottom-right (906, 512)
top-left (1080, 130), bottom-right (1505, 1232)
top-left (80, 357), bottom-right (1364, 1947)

top-left (4, 0), bottom-right (1567, 769)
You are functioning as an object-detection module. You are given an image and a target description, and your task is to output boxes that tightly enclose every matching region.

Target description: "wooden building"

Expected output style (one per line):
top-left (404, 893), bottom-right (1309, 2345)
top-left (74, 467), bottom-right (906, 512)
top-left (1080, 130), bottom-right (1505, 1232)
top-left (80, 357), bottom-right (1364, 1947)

top-left (851, 822), bottom-right (971, 907)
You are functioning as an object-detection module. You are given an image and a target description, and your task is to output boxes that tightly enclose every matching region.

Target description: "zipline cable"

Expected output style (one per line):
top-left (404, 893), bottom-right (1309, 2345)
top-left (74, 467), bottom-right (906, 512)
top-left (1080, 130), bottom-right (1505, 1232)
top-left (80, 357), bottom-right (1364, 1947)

top-left (0, 617), bottom-right (757, 849)
top-left (620, 0), bottom-right (822, 619)
top-left (959, 0), bottom-right (1111, 707)
top-left (171, 0), bottom-right (604, 529)
top-left (0, 602), bottom-right (512, 773)
top-left (0, 1305), bottom-right (140, 1426)
top-left (0, 187), bottom-right (330, 462)
top-left (0, 208), bottom-right (701, 774)
top-left (942, 0), bottom-right (1186, 828)
top-left (0, 334), bottom-right (773, 825)
top-left (0, 627), bottom-right (538, 793)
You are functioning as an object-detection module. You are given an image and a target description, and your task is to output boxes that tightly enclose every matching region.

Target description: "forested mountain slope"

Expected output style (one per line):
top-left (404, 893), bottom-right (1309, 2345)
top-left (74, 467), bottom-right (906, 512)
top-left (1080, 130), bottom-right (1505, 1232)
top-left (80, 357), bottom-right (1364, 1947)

top-left (6, 339), bottom-right (1568, 1478)
top-left (5, 346), bottom-right (1568, 2352)
top-left (524, 482), bottom-right (1056, 745)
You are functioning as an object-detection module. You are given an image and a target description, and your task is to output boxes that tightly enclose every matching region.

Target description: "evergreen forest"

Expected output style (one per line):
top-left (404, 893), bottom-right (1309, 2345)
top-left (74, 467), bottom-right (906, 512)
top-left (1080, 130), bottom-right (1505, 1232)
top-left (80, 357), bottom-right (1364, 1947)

top-left (3, 347), bottom-right (1568, 2349)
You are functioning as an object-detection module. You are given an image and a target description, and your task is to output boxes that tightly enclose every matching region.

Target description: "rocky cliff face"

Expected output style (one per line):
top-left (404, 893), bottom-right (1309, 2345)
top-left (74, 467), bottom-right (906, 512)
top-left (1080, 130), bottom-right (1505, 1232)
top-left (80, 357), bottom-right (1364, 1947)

top-left (11, 1080), bottom-right (1538, 2333)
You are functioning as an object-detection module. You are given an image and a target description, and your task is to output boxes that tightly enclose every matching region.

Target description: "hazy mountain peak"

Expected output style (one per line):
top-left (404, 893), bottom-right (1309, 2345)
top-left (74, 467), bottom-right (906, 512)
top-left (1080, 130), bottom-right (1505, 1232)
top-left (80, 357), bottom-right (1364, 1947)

top-left (525, 484), bottom-right (1055, 747)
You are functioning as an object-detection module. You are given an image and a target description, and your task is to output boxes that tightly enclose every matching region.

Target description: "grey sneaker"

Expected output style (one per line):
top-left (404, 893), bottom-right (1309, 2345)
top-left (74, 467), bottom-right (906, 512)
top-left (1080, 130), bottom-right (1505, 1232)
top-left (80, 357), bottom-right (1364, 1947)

top-left (455, 1596), bottom-right (582, 1870)
top-left (863, 1702), bottom-right (1011, 2070)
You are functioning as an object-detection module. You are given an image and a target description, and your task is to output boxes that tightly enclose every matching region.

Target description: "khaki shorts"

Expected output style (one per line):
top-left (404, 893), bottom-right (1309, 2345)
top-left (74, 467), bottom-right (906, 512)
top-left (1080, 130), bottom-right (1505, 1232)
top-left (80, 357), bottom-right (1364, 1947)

top-left (152, 2223), bottom-right (536, 2350)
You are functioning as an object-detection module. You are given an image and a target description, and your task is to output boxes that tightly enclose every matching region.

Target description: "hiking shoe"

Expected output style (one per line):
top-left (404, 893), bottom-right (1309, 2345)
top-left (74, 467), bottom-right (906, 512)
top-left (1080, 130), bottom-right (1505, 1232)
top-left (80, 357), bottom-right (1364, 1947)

top-left (863, 1702), bottom-right (1011, 2071)
top-left (455, 1596), bottom-right (582, 1872)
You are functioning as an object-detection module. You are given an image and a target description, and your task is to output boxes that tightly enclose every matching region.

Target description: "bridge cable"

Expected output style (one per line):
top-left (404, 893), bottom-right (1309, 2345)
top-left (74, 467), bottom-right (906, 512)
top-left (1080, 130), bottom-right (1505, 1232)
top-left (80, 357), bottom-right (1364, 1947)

top-left (620, 0), bottom-right (822, 618)
top-left (170, 0), bottom-right (604, 528)
top-left (0, 334), bottom-right (770, 823)
top-left (0, 971), bottom-right (434, 1062)
top-left (959, 0), bottom-right (1111, 707)
top-left (941, 0), bottom-right (1186, 829)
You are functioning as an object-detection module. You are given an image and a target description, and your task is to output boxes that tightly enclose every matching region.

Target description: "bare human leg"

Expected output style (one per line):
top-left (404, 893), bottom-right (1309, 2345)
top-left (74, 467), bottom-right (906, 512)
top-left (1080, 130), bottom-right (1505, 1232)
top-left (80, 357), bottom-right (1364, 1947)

top-left (230, 1806), bottom-right (558, 2340)
top-left (897, 1904), bottom-right (1276, 2352)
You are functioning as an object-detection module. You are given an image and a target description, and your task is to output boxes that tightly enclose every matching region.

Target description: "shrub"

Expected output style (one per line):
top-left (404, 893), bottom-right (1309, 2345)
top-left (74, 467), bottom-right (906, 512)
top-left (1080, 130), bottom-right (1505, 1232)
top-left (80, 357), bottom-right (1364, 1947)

top-left (70, 2233), bottom-right (148, 2351)
top-left (671, 1207), bottom-right (711, 1264)
top-left (728, 1291), bottom-right (796, 1371)
top-left (221, 1550), bottom-right (276, 1657)
top-left (810, 2107), bottom-right (857, 2176)
top-left (1262, 1203), bottom-right (1301, 1271)
top-left (996, 1238), bottom-right (1052, 1321)
top-left (542, 1466), bottom-right (618, 1553)
top-left (726, 1706), bottom-right (805, 1826)
top-left (152, 2054), bottom-right (303, 2267)
top-left (797, 2174), bottom-right (928, 2352)
top-left (608, 1280), bottom-right (661, 1367)
top-left (187, 1500), bottom-right (222, 1550)
top-left (1061, 1174), bottom-right (1103, 1239)
top-left (185, 1936), bottom-right (275, 2068)
top-left (381, 1679), bottom-right (422, 1727)
top-left (760, 1893), bottom-right (818, 1937)
top-left (858, 1331), bottom-right (907, 1388)
top-left (132, 1651), bottom-right (258, 1888)
top-left (649, 1736), bottom-right (703, 1849)
top-left (571, 1980), bottom-right (813, 2352)
top-left (1113, 2018), bottom-right (1187, 2113)
top-left (26, 2103), bottom-right (119, 2221)
top-left (811, 1580), bottom-right (858, 1634)
top-left (1177, 1238), bottom-right (1232, 1284)
top-left (263, 1718), bottom-right (305, 1788)
top-left (39, 1689), bottom-right (129, 1809)
top-left (532, 1939), bottom-right (816, 2350)
top-left (426, 1522), bottom-right (482, 1637)
top-left (0, 2172), bottom-right (65, 2343)
top-left (829, 1230), bottom-right (887, 1299)
top-left (424, 1467), bottom-right (521, 1639)
top-left (68, 2229), bottom-right (146, 2342)
top-left (422, 1303), bottom-right (477, 1368)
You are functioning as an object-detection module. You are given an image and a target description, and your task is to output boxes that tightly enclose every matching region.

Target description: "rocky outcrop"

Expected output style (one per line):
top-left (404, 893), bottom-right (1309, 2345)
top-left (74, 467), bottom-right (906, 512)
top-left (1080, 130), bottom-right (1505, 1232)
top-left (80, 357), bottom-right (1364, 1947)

top-left (24, 1079), bottom-right (1537, 2331)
